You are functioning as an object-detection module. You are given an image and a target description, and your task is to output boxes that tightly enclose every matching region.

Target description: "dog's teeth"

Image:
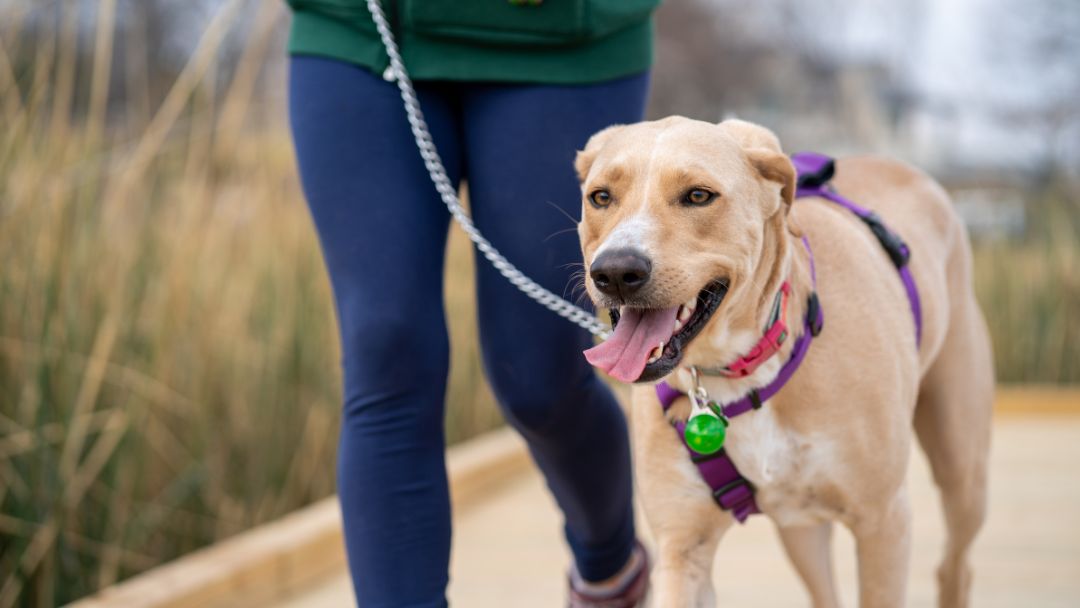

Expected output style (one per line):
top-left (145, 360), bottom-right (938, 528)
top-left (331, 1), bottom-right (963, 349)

top-left (678, 305), bottom-right (693, 323)
top-left (646, 343), bottom-right (664, 364)
top-left (673, 318), bottom-right (683, 332)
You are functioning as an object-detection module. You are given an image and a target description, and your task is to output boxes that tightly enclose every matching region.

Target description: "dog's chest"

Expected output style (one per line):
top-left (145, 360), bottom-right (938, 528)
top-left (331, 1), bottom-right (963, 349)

top-left (725, 408), bottom-right (843, 526)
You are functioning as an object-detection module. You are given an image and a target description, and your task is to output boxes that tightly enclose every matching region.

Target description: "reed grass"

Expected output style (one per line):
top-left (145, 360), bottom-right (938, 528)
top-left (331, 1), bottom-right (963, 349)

top-left (971, 185), bottom-right (1080, 384)
top-left (0, 4), bottom-right (502, 605)
top-left (0, 2), bottom-right (1075, 606)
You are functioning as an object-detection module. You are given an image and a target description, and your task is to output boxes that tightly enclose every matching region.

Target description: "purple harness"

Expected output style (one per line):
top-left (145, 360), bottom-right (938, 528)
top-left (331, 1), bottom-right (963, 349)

top-left (655, 152), bottom-right (923, 523)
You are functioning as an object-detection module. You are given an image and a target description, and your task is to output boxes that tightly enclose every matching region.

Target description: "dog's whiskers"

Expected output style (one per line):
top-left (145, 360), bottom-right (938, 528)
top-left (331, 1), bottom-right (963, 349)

top-left (564, 270), bottom-right (589, 303)
top-left (544, 226), bottom-right (580, 242)
top-left (544, 200), bottom-right (581, 227)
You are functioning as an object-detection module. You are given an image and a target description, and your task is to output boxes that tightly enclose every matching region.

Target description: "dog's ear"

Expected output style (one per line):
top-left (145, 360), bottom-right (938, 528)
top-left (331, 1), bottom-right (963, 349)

top-left (749, 149), bottom-right (796, 210)
top-left (575, 125), bottom-right (624, 182)
top-left (718, 120), bottom-right (795, 210)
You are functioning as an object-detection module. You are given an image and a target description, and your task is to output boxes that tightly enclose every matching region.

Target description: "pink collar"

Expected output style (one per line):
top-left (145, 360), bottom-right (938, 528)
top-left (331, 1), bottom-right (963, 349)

top-left (714, 282), bottom-right (791, 378)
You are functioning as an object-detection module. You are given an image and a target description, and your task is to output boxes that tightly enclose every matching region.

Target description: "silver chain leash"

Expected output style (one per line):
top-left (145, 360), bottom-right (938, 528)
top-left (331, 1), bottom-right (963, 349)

top-left (365, 0), bottom-right (610, 339)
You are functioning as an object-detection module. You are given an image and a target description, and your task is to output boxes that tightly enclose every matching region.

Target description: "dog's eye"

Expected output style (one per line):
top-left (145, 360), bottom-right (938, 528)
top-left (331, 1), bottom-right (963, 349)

top-left (589, 189), bottom-right (613, 208)
top-left (683, 189), bottom-right (716, 206)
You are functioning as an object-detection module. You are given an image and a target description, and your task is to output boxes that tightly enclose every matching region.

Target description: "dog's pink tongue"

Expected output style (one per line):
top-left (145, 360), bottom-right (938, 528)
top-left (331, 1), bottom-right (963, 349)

top-left (584, 307), bottom-right (679, 382)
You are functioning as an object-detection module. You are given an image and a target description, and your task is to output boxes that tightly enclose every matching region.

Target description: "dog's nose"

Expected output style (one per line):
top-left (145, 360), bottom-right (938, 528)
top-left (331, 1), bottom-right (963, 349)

top-left (590, 249), bottom-right (652, 298)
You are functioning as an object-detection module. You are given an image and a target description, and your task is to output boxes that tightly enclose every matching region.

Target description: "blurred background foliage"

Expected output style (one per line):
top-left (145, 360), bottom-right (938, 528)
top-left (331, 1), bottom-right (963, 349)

top-left (0, 0), bottom-right (1076, 605)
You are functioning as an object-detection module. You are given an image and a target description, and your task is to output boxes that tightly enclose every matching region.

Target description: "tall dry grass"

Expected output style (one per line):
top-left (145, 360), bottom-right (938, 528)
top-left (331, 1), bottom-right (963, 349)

top-left (0, 3), bottom-right (501, 605)
top-left (971, 185), bottom-right (1080, 384)
top-left (0, 1), bottom-right (1076, 607)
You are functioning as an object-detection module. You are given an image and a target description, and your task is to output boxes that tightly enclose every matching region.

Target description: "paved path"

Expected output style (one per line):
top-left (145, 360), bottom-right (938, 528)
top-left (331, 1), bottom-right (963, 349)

top-left (278, 416), bottom-right (1080, 607)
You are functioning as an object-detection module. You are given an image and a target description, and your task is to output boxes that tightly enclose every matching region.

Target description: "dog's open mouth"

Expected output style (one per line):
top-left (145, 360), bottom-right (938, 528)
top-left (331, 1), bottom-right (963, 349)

top-left (584, 280), bottom-right (728, 383)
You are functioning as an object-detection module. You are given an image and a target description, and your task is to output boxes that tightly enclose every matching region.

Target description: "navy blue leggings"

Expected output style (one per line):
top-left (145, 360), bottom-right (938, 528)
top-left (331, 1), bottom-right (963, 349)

top-left (289, 56), bottom-right (649, 607)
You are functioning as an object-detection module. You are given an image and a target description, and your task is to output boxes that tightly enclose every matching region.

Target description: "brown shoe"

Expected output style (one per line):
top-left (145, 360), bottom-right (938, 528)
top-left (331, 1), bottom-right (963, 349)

top-left (567, 541), bottom-right (650, 608)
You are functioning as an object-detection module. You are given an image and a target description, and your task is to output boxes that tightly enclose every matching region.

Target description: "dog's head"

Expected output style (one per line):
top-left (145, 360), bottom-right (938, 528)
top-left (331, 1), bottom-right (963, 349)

top-left (578, 117), bottom-right (795, 383)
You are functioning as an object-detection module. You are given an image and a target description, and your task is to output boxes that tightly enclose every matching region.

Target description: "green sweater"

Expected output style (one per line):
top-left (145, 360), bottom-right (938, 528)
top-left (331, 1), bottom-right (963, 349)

top-left (286, 0), bottom-right (659, 84)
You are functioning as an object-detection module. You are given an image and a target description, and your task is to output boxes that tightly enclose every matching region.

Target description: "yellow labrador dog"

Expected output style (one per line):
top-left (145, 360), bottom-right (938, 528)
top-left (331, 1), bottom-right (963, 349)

top-left (576, 117), bottom-right (993, 608)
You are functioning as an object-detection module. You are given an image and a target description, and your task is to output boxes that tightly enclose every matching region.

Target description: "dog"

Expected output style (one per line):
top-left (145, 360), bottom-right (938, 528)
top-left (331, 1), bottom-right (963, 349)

top-left (575, 117), bottom-right (993, 608)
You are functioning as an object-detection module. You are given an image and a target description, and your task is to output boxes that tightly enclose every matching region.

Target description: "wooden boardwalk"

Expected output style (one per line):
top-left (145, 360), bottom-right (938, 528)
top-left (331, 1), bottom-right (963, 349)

top-left (276, 414), bottom-right (1080, 607)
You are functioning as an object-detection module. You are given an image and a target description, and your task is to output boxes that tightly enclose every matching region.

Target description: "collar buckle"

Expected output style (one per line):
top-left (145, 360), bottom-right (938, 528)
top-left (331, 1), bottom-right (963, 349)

top-left (718, 282), bottom-right (791, 378)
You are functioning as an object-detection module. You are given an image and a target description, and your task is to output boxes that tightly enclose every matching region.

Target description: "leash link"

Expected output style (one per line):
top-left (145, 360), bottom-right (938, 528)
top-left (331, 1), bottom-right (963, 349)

top-left (365, 0), bottom-right (610, 339)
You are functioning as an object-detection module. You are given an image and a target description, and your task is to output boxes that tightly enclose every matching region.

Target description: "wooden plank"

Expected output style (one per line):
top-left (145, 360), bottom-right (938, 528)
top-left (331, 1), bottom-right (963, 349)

top-left (995, 385), bottom-right (1080, 416)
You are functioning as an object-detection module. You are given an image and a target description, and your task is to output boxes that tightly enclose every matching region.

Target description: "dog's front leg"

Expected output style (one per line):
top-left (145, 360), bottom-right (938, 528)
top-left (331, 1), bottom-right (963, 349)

top-left (850, 490), bottom-right (912, 608)
top-left (651, 518), bottom-right (730, 607)
top-left (631, 388), bottom-right (730, 607)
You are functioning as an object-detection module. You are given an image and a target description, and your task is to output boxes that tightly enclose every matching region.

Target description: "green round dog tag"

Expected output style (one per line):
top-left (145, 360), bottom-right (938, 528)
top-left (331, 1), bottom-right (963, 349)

top-left (684, 412), bottom-right (727, 455)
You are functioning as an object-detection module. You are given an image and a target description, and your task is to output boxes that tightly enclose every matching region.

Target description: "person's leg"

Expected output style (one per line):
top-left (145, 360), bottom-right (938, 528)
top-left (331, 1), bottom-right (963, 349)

top-left (462, 72), bottom-right (651, 582)
top-left (289, 56), bottom-right (462, 607)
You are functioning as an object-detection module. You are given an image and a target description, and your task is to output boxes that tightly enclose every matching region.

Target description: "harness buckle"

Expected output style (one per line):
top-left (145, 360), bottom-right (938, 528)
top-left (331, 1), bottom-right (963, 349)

top-left (862, 212), bottom-right (911, 269)
top-left (807, 292), bottom-right (824, 337)
top-left (712, 477), bottom-right (755, 508)
top-left (793, 154), bottom-right (836, 189)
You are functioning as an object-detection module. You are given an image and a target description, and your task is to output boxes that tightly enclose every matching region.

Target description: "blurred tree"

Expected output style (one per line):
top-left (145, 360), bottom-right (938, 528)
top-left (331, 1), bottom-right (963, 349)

top-left (0, 0), bottom-right (286, 131)
top-left (981, 0), bottom-right (1080, 177)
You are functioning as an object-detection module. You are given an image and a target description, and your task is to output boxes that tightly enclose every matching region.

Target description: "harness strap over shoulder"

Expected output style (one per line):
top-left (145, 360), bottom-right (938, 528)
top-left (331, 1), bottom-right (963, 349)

top-left (791, 152), bottom-right (923, 346)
